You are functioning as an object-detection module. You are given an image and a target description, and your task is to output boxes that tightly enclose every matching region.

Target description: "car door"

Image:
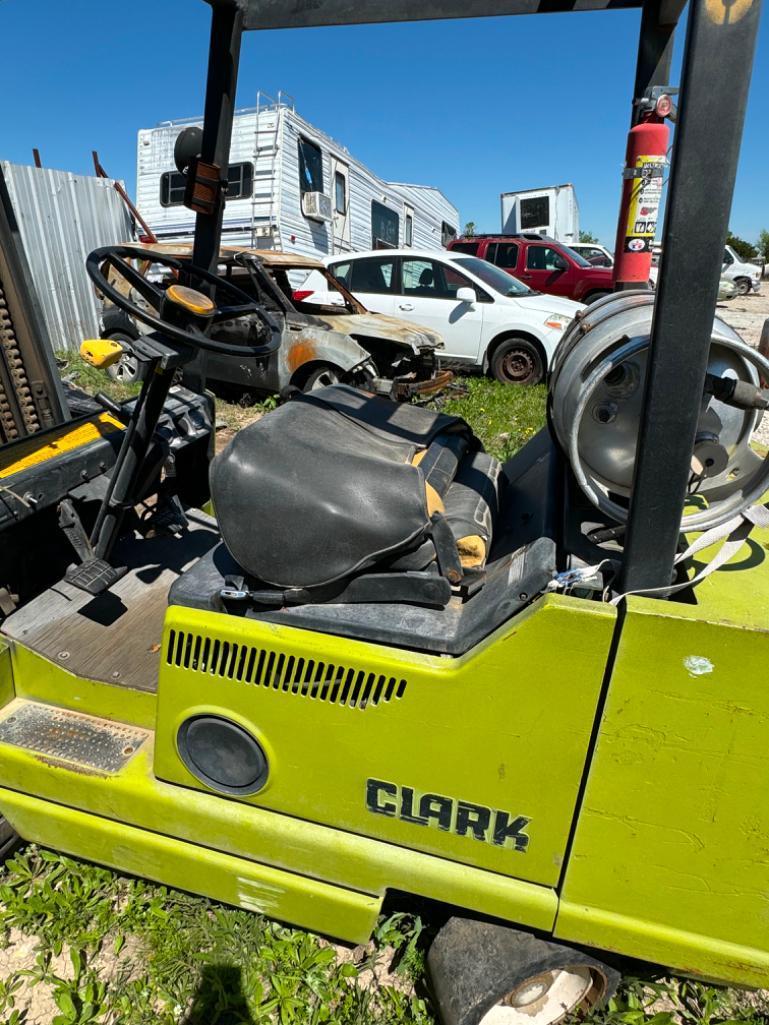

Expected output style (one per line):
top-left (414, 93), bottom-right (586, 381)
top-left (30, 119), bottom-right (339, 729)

top-left (518, 243), bottom-right (573, 297)
top-left (393, 257), bottom-right (485, 362)
top-left (333, 255), bottom-right (397, 315)
top-left (488, 240), bottom-right (521, 278)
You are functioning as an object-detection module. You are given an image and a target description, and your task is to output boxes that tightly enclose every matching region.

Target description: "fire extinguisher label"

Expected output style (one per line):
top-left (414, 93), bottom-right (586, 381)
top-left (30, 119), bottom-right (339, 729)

top-left (624, 154), bottom-right (666, 253)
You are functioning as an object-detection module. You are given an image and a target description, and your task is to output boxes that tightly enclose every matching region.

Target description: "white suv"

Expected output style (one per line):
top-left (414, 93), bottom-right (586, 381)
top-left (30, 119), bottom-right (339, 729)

top-left (302, 249), bottom-right (583, 385)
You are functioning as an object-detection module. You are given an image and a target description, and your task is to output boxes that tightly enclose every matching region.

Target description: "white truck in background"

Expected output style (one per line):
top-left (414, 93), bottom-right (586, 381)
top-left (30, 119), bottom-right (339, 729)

top-left (649, 243), bottom-right (762, 296)
top-left (721, 244), bottom-right (762, 295)
top-left (500, 184), bottom-right (579, 244)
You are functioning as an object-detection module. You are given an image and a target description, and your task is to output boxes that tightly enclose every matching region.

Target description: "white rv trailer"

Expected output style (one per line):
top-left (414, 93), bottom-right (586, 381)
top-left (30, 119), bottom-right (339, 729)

top-left (500, 184), bottom-right (579, 244)
top-left (137, 94), bottom-right (459, 261)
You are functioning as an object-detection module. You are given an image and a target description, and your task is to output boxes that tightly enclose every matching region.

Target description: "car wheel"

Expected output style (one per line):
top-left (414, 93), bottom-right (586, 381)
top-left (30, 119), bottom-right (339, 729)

top-left (301, 364), bottom-right (342, 392)
top-left (427, 918), bottom-right (619, 1025)
top-left (586, 290), bottom-right (612, 304)
top-left (734, 278), bottom-right (751, 296)
top-left (490, 338), bottom-right (544, 386)
top-left (105, 332), bottom-right (144, 383)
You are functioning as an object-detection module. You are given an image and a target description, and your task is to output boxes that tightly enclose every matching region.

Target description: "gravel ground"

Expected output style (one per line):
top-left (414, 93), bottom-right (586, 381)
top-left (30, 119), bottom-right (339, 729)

top-left (717, 287), bottom-right (769, 446)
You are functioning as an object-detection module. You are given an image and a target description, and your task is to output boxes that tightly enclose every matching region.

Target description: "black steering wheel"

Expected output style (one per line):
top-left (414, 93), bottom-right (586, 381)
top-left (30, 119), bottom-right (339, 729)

top-left (87, 245), bottom-right (281, 357)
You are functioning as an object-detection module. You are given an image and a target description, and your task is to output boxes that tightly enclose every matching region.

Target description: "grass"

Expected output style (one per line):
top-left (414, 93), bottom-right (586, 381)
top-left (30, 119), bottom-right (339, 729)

top-left (431, 377), bottom-right (547, 460)
top-left (0, 847), bottom-right (766, 1025)
top-left (0, 367), bottom-right (765, 1023)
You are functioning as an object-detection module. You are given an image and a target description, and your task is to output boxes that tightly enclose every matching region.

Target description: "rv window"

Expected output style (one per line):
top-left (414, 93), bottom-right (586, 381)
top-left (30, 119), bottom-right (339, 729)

top-left (450, 241), bottom-right (479, 256)
top-left (441, 222), bottom-right (457, 246)
top-left (405, 214), bottom-right (413, 247)
top-left (519, 196), bottom-right (550, 230)
top-left (347, 257), bottom-right (396, 294)
top-left (334, 172), bottom-right (347, 214)
top-left (160, 163), bottom-right (253, 206)
top-left (226, 162), bottom-right (254, 200)
top-left (159, 171), bottom-right (187, 207)
top-left (371, 202), bottom-right (400, 249)
top-left (492, 242), bottom-right (519, 269)
top-left (298, 138), bottom-right (323, 194)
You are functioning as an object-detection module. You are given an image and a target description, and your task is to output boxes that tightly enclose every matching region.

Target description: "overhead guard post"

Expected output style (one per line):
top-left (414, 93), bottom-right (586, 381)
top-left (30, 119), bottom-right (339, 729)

top-left (620, 0), bottom-right (762, 594)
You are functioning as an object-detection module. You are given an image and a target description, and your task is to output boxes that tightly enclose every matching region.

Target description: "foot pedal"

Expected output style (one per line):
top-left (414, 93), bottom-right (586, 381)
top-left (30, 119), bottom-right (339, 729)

top-left (143, 493), bottom-right (189, 536)
top-left (65, 559), bottom-right (127, 595)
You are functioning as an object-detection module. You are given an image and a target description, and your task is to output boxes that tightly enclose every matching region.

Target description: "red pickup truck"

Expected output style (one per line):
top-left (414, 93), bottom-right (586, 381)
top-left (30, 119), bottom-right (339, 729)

top-left (447, 233), bottom-right (614, 304)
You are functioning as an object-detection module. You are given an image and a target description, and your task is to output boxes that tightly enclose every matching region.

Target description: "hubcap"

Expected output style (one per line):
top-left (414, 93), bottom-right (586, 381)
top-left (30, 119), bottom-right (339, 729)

top-left (109, 352), bottom-right (140, 383)
top-left (480, 967), bottom-right (595, 1025)
top-left (308, 368), bottom-right (340, 391)
top-left (501, 349), bottom-right (537, 384)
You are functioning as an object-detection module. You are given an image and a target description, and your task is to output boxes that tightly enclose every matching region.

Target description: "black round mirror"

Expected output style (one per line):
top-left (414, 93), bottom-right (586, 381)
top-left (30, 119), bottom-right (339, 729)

top-left (174, 126), bottom-right (203, 174)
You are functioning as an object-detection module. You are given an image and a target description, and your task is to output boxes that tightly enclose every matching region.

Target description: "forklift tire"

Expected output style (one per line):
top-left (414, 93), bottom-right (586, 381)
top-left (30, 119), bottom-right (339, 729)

top-left (427, 918), bottom-right (619, 1025)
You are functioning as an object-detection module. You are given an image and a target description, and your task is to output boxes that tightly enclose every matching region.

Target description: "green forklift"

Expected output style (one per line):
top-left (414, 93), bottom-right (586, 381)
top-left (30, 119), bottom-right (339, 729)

top-left (0, 1), bottom-right (767, 1022)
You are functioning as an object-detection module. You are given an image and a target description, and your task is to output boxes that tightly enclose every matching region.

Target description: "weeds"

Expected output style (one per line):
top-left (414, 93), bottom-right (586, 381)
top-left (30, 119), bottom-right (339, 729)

top-left (432, 377), bottom-right (547, 460)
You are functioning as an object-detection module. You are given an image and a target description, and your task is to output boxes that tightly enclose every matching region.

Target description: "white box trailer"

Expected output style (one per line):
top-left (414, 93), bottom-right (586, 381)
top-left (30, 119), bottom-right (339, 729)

top-left (500, 184), bottom-right (579, 244)
top-left (137, 94), bottom-right (460, 261)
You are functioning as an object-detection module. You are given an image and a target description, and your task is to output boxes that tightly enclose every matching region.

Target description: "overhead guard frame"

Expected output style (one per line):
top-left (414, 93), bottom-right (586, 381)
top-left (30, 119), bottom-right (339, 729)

top-left (195, 0), bottom-right (762, 596)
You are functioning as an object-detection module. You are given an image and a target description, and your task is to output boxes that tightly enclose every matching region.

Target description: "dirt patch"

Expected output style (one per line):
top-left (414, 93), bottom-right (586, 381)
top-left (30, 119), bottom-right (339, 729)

top-left (718, 288), bottom-right (769, 447)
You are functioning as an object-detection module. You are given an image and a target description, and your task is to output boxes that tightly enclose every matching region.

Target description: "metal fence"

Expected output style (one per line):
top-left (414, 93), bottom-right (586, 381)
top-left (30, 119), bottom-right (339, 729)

top-left (1, 162), bottom-right (134, 353)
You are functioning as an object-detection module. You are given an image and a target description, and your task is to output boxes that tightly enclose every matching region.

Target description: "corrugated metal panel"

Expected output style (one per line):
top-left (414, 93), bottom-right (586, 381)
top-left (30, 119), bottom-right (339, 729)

top-left (1, 162), bottom-right (134, 353)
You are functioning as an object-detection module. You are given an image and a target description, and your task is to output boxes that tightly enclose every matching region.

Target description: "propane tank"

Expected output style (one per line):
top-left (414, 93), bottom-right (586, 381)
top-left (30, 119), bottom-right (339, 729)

top-left (549, 291), bottom-right (769, 532)
top-left (613, 94), bottom-right (672, 289)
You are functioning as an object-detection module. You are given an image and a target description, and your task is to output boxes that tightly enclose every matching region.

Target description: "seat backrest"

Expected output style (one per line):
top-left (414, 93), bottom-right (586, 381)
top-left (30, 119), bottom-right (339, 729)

top-left (211, 386), bottom-right (476, 592)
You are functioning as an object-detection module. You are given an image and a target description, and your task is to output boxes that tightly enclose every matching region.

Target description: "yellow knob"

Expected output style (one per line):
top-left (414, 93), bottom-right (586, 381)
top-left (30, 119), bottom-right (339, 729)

top-left (80, 339), bottom-right (125, 370)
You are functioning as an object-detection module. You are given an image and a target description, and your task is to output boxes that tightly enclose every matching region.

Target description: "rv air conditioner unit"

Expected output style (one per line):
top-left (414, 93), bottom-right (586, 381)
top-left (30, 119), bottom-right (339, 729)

top-left (302, 192), bottom-right (333, 222)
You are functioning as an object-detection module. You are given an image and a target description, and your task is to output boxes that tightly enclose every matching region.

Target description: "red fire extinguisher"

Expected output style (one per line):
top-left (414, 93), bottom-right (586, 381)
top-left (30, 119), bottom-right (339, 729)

top-left (613, 92), bottom-right (673, 289)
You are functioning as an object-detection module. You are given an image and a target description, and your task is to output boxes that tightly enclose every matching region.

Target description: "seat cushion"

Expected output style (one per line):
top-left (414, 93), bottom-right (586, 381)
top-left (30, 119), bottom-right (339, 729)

top-left (211, 385), bottom-right (475, 591)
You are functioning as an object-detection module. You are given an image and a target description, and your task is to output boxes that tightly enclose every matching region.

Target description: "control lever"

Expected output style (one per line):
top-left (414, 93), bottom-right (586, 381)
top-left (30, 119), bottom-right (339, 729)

top-left (94, 391), bottom-right (130, 425)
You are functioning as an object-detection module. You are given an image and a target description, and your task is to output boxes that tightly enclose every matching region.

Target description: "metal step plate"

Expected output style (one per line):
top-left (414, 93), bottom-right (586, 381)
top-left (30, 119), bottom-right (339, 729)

top-left (0, 700), bottom-right (149, 773)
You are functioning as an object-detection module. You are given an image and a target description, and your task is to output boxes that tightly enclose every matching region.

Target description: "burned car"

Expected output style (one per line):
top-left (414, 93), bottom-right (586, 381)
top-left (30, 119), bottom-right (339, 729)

top-left (100, 245), bottom-right (449, 400)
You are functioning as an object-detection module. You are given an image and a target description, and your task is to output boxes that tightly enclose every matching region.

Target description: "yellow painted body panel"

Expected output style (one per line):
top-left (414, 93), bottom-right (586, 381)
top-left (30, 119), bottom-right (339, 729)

top-left (156, 596), bottom-right (616, 887)
top-left (0, 702), bottom-right (556, 938)
top-left (0, 785), bottom-right (381, 942)
top-left (1, 511), bottom-right (768, 981)
top-left (556, 518), bottom-right (769, 988)
top-left (0, 413), bottom-right (123, 479)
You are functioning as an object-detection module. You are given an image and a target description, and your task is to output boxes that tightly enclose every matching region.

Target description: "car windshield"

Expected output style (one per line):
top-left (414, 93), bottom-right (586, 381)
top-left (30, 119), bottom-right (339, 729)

top-left (560, 245), bottom-right (592, 268)
top-left (451, 256), bottom-right (533, 296)
top-left (273, 264), bottom-right (359, 315)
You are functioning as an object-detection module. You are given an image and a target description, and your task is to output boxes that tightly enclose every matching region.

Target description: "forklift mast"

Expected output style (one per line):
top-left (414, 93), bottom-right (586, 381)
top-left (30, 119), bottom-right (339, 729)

top-left (0, 164), bottom-right (69, 444)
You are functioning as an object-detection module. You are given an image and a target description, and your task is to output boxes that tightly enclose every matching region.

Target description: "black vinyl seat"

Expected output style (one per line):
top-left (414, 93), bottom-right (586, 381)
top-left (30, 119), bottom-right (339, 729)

top-left (168, 392), bottom-right (561, 655)
top-left (206, 385), bottom-right (504, 608)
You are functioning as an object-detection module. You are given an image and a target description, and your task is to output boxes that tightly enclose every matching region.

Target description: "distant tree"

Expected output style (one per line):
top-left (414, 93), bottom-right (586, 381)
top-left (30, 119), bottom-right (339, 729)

top-left (579, 230), bottom-right (599, 244)
top-left (726, 231), bottom-right (758, 261)
top-left (757, 229), bottom-right (769, 262)
top-left (464, 221), bottom-right (476, 237)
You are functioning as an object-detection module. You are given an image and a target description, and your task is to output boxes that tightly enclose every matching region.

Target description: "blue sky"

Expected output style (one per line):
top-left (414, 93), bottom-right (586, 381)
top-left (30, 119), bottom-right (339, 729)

top-left (0, 0), bottom-right (766, 246)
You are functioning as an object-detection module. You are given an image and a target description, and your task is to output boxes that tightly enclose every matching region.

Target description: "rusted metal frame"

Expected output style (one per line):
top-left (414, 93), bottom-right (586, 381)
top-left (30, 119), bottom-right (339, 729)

top-left (620, 0), bottom-right (763, 593)
top-left (92, 151), bottom-right (158, 244)
top-left (0, 165), bottom-right (69, 443)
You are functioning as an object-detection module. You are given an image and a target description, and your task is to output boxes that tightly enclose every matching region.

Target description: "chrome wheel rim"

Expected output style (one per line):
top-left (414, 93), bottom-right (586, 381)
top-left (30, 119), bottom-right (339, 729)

top-left (479, 967), bottom-right (595, 1025)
